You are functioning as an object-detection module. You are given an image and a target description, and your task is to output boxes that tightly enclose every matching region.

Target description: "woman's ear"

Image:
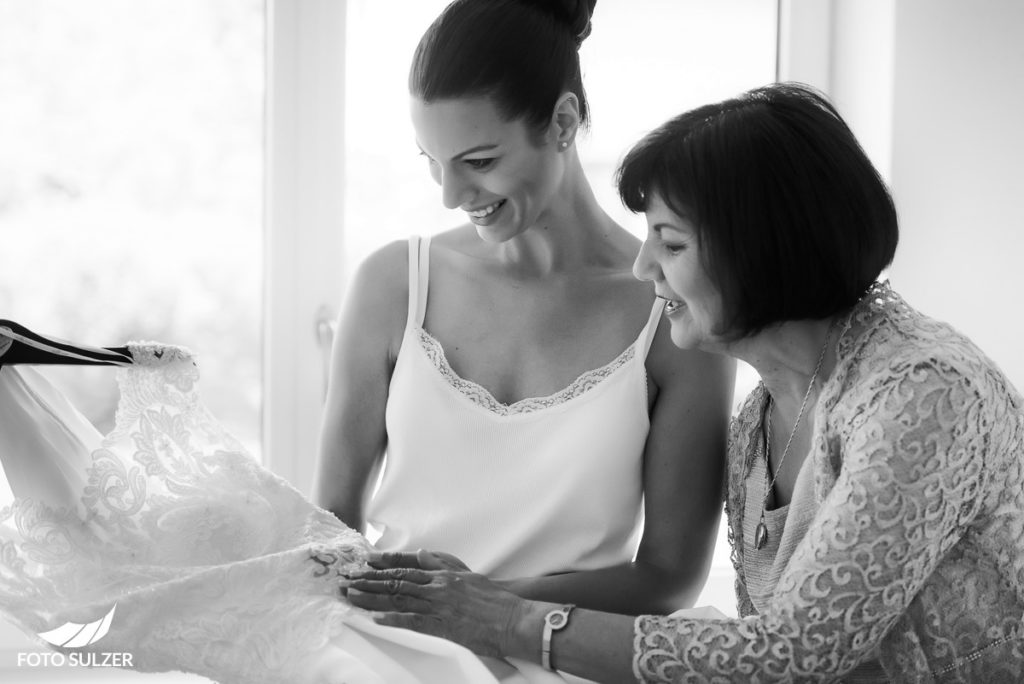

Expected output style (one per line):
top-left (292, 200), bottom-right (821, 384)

top-left (550, 92), bottom-right (580, 150)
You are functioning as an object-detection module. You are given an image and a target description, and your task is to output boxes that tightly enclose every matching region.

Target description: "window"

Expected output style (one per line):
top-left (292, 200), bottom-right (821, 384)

top-left (0, 0), bottom-right (265, 459)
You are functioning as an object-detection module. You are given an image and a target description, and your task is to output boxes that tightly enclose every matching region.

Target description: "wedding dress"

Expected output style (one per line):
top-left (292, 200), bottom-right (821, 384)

top-left (0, 321), bottom-right (562, 684)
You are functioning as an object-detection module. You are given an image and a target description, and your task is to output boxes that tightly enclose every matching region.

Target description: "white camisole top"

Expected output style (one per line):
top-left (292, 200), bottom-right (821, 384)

top-left (366, 236), bottom-right (664, 579)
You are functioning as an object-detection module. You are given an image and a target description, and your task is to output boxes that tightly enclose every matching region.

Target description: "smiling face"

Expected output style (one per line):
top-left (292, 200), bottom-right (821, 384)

top-left (410, 96), bottom-right (564, 243)
top-left (633, 192), bottom-right (726, 351)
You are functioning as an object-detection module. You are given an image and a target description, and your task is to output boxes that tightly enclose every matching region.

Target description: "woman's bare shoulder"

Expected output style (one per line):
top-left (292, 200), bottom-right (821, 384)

top-left (352, 239), bottom-right (409, 303)
top-left (341, 240), bottom-right (412, 355)
top-left (646, 320), bottom-right (735, 394)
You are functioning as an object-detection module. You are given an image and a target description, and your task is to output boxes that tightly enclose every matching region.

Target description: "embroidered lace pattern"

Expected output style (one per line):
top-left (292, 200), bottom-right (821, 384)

top-left (632, 283), bottom-right (1024, 682)
top-left (0, 343), bottom-right (371, 683)
top-left (415, 326), bottom-right (636, 416)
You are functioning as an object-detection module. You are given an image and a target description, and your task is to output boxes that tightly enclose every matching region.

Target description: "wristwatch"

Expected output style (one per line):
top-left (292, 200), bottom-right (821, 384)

top-left (541, 604), bottom-right (575, 671)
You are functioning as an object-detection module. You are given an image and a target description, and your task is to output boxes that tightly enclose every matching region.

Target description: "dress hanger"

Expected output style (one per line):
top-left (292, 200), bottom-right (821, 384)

top-left (0, 319), bottom-right (132, 368)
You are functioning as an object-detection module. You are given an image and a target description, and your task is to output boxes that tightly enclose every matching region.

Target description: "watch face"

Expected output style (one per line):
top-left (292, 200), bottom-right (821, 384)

top-left (548, 612), bottom-right (568, 629)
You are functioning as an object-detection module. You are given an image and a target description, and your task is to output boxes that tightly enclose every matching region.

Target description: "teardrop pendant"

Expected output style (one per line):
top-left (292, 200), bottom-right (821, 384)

top-left (755, 520), bottom-right (768, 549)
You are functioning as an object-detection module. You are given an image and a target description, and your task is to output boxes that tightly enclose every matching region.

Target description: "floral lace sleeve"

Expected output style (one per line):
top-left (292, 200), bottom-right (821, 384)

top-left (633, 355), bottom-right (995, 682)
top-left (723, 392), bottom-right (759, 621)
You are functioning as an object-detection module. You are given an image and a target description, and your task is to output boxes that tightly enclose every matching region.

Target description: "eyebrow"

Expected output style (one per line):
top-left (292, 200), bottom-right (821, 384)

top-left (416, 142), bottom-right (499, 161)
top-left (453, 144), bottom-right (498, 159)
top-left (653, 223), bottom-right (692, 238)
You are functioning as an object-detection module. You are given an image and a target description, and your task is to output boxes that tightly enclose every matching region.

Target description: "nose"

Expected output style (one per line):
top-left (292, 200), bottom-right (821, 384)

top-left (438, 166), bottom-right (472, 210)
top-left (633, 238), bottom-right (659, 282)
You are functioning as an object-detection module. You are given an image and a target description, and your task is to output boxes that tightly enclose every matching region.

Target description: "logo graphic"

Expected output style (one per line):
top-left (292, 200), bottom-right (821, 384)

top-left (36, 604), bottom-right (116, 648)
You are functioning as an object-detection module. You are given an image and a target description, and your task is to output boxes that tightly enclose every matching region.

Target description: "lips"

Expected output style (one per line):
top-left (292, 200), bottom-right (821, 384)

top-left (466, 200), bottom-right (506, 218)
top-left (657, 295), bottom-right (685, 315)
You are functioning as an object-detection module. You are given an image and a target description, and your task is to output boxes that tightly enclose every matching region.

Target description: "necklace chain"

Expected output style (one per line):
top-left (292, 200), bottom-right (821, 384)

top-left (755, 322), bottom-right (833, 550)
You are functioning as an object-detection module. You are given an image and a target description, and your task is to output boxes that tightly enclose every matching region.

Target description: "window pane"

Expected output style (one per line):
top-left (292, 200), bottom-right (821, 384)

top-left (579, 1), bottom-right (778, 230)
top-left (0, 0), bottom-right (264, 460)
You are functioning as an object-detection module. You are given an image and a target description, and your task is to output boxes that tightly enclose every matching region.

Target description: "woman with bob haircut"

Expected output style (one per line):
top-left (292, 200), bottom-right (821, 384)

top-left (315, 0), bottom-right (734, 618)
top-left (345, 82), bottom-right (1024, 682)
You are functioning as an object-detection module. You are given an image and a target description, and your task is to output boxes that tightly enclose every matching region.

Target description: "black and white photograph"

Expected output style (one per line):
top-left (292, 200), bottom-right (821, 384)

top-left (1, 0), bottom-right (1022, 682)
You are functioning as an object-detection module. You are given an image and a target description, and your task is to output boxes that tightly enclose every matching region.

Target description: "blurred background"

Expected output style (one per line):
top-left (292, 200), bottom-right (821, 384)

top-left (1, 0), bottom-right (1022, 678)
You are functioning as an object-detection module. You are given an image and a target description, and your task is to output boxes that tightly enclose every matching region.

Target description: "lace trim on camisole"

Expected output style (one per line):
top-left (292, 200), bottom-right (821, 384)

top-left (415, 327), bottom-right (636, 417)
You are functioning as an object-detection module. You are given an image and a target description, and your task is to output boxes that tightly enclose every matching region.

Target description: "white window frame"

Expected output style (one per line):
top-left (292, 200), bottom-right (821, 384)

top-left (777, 0), bottom-right (895, 180)
top-left (264, 0), bottom-right (348, 495)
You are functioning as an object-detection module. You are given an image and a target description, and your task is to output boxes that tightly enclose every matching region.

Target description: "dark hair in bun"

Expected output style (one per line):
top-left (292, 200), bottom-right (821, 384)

top-left (410, 0), bottom-right (597, 133)
top-left (524, 0), bottom-right (596, 44)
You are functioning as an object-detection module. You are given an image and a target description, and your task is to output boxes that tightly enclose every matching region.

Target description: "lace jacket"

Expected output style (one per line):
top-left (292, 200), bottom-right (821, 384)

top-left (633, 284), bottom-right (1024, 682)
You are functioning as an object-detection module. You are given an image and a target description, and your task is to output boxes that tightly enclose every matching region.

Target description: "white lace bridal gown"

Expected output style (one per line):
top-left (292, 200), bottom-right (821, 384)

top-left (0, 323), bottom-right (557, 684)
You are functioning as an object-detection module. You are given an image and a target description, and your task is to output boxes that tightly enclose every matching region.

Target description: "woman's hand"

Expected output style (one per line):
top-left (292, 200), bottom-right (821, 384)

top-left (344, 550), bottom-right (527, 659)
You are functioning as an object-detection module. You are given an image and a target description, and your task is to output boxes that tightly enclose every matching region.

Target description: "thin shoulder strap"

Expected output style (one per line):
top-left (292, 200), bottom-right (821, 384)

top-left (638, 298), bottom-right (665, 359)
top-left (405, 235), bottom-right (432, 329)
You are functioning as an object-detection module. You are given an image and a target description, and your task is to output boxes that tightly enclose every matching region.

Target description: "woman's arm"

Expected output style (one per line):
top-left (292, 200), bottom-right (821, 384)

top-left (348, 551), bottom-right (640, 682)
top-left (499, 323), bottom-right (736, 615)
top-left (313, 241), bottom-right (408, 532)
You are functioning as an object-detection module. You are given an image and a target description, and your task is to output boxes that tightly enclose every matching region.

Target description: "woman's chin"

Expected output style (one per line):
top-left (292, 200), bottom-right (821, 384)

top-left (668, 311), bottom-right (721, 351)
top-left (474, 222), bottom-right (518, 244)
top-left (668, 325), bottom-right (702, 350)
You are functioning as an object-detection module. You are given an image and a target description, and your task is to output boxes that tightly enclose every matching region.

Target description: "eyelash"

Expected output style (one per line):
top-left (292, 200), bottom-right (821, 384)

top-left (418, 153), bottom-right (495, 172)
top-left (662, 243), bottom-right (687, 256)
top-left (463, 158), bottom-right (495, 170)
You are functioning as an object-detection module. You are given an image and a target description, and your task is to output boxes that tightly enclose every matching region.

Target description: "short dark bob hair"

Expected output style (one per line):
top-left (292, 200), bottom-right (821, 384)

top-left (618, 83), bottom-right (898, 339)
top-left (409, 0), bottom-right (596, 133)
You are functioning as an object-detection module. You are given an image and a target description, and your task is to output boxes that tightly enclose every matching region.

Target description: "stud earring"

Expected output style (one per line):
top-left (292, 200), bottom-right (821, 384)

top-left (559, 141), bottom-right (569, 150)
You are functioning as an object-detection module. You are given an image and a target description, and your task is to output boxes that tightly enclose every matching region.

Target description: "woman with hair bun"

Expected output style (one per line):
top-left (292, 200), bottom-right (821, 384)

top-left (316, 0), bottom-right (734, 616)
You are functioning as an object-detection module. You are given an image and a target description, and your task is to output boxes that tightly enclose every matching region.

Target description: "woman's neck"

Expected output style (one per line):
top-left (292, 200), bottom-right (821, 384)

top-left (727, 318), bottom-right (838, 413)
top-left (495, 156), bottom-right (625, 277)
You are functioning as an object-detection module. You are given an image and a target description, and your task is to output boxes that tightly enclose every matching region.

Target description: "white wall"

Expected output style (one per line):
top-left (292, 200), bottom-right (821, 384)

top-left (888, 0), bottom-right (1024, 390)
top-left (784, 0), bottom-right (1024, 391)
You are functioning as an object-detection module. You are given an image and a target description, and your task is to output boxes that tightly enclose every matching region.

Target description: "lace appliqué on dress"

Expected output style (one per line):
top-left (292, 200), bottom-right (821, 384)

top-left (0, 344), bottom-right (371, 683)
top-left (416, 327), bottom-right (635, 416)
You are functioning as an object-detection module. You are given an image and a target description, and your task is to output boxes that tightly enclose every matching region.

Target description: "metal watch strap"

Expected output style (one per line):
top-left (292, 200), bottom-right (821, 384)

top-left (541, 604), bottom-right (575, 671)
